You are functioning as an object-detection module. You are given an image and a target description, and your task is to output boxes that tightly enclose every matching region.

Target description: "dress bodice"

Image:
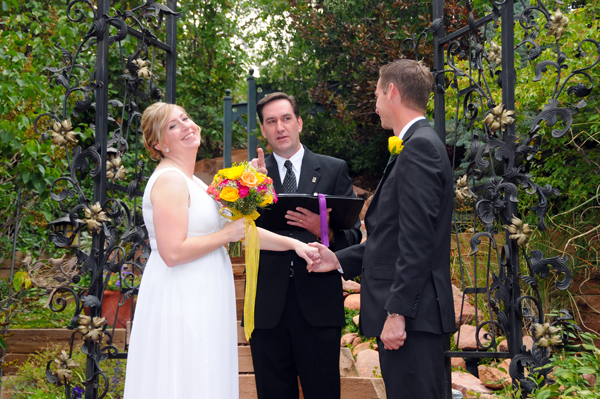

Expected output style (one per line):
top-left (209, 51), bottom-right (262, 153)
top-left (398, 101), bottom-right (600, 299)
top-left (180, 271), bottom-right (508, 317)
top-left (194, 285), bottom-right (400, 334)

top-left (142, 167), bottom-right (223, 251)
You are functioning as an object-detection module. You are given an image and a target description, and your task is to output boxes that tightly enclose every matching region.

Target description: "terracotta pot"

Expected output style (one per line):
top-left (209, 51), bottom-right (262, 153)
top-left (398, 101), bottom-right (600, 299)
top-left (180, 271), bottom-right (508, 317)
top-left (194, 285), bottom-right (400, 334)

top-left (101, 290), bottom-right (135, 328)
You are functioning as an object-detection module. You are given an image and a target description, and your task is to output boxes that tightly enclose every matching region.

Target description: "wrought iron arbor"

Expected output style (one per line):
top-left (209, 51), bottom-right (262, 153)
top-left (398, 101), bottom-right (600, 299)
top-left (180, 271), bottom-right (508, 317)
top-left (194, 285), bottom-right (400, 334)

top-left (1, 0), bottom-right (597, 397)
top-left (428, 0), bottom-right (598, 396)
top-left (25, 1), bottom-right (180, 397)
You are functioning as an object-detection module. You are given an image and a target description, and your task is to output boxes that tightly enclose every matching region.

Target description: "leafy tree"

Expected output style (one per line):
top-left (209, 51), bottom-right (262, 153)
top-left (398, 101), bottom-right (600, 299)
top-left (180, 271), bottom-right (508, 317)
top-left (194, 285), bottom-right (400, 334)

top-left (176, 0), bottom-right (252, 159)
top-left (0, 0), bottom-right (86, 258)
top-left (250, 0), bottom-right (472, 188)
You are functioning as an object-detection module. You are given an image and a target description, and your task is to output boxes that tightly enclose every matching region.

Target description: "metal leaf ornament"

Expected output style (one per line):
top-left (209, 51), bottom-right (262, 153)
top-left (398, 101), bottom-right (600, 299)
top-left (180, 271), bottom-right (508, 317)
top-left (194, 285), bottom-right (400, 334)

top-left (532, 322), bottom-right (562, 348)
top-left (455, 175), bottom-right (477, 203)
top-left (483, 104), bottom-right (515, 134)
top-left (487, 41), bottom-right (502, 65)
top-left (504, 215), bottom-right (533, 246)
top-left (76, 314), bottom-right (106, 342)
top-left (547, 10), bottom-right (569, 40)
top-left (51, 119), bottom-right (78, 145)
top-left (52, 350), bottom-right (79, 384)
top-left (83, 202), bottom-right (111, 233)
top-left (388, 136), bottom-right (404, 156)
top-left (133, 58), bottom-right (152, 79)
top-left (106, 156), bottom-right (128, 182)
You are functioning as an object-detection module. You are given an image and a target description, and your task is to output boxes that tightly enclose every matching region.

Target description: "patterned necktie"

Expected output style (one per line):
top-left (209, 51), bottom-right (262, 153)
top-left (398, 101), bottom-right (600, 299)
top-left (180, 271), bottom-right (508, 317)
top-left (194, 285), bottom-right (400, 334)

top-left (282, 160), bottom-right (297, 193)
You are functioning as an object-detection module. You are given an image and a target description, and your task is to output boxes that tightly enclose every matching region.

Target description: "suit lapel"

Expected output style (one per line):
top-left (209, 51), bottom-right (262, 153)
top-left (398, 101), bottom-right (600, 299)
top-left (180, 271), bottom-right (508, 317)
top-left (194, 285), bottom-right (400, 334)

top-left (365, 119), bottom-right (431, 220)
top-left (296, 148), bottom-right (321, 195)
top-left (365, 155), bottom-right (397, 220)
top-left (265, 155), bottom-right (284, 193)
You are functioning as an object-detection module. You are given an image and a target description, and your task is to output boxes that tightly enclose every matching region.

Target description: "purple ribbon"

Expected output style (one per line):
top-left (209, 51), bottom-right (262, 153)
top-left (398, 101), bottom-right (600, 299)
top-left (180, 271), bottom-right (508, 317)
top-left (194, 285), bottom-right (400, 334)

top-left (318, 194), bottom-right (329, 247)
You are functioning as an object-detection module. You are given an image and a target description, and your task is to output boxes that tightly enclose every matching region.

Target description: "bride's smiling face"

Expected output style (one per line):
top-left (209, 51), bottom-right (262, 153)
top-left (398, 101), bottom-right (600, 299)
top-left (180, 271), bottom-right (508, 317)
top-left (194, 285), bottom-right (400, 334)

top-left (156, 108), bottom-right (201, 155)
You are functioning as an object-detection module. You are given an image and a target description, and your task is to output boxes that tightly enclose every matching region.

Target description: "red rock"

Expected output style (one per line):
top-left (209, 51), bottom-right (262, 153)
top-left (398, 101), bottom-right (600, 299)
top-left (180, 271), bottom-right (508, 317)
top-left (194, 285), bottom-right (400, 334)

top-left (498, 336), bottom-right (533, 352)
top-left (351, 336), bottom-right (362, 347)
top-left (344, 294), bottom-right (361, 311)
top-left (353, 185), bottom-right (369, 199)
top-left (342, 278), bottom-right (361, 293)
top-left (352, 315), bottom-right (360, 327)
top-left (451, 357), bottom-right (467, 369)
top-left (341, 333), bottom-right (358, 347)
top-left (339, 347), bottom-right (360, 377)
top-left (454, 324), bottom-right (490, 350)
top-left (355, 349), bottom-right (381, 378)
top-left (353, 342), bottom-right (372, 357)
top-left (452, 371), bottom-right (494, 399)
top-left (454, 300), bottom-right (476, 328)
top-left (478, 364), bottom-right (511, 389)
top-left (583, 373), bottom-right (597, 387)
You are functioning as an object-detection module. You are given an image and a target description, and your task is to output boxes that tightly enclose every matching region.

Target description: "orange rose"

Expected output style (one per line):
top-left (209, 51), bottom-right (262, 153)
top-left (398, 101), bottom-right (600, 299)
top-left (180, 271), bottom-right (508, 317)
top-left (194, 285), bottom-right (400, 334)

top-left (240, 171), bottom-right (258, 188)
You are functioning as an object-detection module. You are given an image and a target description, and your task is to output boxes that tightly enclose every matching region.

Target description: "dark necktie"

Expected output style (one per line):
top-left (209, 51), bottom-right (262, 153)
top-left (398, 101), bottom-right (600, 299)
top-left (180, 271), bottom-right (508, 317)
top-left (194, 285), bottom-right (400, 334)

top-left (282, 160), bottom-right (297, 193)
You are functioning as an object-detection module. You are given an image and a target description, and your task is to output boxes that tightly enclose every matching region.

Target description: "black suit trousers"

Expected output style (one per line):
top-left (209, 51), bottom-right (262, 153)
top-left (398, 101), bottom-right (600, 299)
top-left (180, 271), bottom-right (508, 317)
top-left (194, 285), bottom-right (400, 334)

top-left (250, 281), bottom-right (340, 399)
top-left (377, 331), bottom-right (446, 399)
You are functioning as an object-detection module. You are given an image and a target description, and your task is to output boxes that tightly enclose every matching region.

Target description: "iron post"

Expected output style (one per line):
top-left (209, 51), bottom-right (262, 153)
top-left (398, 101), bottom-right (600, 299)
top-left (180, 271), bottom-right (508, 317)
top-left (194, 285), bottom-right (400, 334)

top-left (223, 89), bottom-right (233, 168)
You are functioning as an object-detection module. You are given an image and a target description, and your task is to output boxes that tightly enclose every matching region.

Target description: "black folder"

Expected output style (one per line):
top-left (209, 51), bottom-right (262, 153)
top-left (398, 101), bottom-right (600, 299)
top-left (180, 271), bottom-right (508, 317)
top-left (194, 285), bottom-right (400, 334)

top-left (257, 194), bottom-right (364, 231)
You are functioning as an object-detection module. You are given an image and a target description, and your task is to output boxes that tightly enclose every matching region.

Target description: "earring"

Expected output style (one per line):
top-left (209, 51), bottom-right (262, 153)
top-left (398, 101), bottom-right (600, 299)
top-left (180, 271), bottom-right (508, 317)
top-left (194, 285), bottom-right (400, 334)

top-left (164, 146), bottom-right (170, 153)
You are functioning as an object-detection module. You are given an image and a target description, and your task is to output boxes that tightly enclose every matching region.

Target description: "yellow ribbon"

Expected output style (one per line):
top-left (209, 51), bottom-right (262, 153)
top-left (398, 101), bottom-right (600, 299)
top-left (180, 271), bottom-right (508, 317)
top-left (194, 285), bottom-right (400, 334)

top-left (220, 207), bottom-right (261, 340)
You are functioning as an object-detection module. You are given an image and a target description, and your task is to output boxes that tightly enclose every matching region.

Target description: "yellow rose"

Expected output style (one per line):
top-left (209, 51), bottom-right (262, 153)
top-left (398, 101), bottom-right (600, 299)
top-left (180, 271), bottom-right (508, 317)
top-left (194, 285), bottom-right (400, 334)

top-left (256, 173), bottom-right (266, 184)
top-left (388, 136), bottom-right (404, 156)
top-left (223, 165), bottom-right (245, 181)
top-left (220, 187), bottom-right (240, 202)
top-left (240, 171), bottom-right (258, 187)
top-left (259, 194), bottom-right (273, 207)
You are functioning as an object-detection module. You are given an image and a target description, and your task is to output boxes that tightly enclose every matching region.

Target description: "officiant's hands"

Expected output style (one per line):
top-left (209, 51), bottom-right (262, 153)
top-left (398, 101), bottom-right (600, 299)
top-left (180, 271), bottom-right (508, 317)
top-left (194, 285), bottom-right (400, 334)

top-left (306, 242), bottom-right (340, 273)
top-left (250, 147), bottom-right (268, 175)
top-left (286, 207), bottom-right (331, 238)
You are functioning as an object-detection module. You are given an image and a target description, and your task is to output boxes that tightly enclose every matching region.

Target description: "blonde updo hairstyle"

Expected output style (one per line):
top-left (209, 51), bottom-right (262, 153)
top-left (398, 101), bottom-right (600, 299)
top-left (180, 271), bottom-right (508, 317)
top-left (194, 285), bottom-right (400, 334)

top-left (141, 102), bottom-right (188, 160)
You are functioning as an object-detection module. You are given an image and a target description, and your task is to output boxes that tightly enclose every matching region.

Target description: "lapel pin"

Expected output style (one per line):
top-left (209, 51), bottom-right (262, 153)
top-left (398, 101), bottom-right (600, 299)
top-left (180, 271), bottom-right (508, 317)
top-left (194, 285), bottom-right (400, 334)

top-left (312, 177), bottom-right (317, 183)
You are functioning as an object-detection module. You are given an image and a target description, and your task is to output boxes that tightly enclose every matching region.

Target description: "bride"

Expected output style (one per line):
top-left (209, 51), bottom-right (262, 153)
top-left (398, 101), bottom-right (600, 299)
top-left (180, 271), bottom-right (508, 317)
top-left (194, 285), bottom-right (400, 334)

top-left (123, 102), bottom-right (320, 398)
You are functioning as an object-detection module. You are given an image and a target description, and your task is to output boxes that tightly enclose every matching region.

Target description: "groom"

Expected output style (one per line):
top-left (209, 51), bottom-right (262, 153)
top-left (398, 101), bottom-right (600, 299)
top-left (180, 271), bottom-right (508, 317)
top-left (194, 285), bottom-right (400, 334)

top-left (309, 60), bottom-right (456, 398)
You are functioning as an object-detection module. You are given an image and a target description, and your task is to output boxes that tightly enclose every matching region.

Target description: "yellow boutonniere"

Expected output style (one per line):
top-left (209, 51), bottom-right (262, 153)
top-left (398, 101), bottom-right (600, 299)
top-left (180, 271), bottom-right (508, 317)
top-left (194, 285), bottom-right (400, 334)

top-left (388, 136), bottom-right (404, 156)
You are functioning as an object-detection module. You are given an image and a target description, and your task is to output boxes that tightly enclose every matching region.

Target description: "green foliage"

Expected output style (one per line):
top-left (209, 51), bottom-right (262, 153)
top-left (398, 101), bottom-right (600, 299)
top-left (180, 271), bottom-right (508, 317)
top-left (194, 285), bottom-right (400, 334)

top-left (175, 0), bottom-right (252, 159)
top-left (445, 3), bottom-right (600, 215)
top-left (342, 306), bottom-right (360, 336)
top-left (495, 333), bottom-right (600, 399)
top-left (3, 344), bottom-right (126, 398)
top-left (0, 0), bottom-right (82, 258)
top-left (1, 283), bottom-right (75, 329)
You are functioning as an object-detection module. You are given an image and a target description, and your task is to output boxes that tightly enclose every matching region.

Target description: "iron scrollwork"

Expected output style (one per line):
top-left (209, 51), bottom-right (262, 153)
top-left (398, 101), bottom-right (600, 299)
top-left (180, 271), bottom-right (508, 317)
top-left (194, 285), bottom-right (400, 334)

top-left (31, 1), bottom-right (180, 397)
top-left (435, 0), bottom-right (598, 396)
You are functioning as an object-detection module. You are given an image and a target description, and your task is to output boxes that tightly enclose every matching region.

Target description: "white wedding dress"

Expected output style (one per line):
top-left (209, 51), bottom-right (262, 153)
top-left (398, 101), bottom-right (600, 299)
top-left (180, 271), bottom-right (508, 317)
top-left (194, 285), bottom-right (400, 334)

top-left (124, 167), bottom-right (238, 399)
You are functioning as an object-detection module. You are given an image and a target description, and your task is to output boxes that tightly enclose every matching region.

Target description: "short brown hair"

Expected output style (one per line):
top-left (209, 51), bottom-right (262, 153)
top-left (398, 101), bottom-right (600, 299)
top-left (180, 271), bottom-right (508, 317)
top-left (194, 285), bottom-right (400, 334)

top-left (141, 102), bottom-right (188, 160)
top-left (379, 60), bottom-right (433, 113)
top-left (256, 92), bottom-right (300, 124)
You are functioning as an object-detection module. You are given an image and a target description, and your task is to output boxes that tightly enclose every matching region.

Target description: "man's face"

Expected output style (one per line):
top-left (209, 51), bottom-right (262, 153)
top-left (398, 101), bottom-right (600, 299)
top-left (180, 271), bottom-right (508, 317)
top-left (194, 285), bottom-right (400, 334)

top-left (375, 78), bottom-right (392, 130)
top-left (260, 99), bottom-right (303, 159)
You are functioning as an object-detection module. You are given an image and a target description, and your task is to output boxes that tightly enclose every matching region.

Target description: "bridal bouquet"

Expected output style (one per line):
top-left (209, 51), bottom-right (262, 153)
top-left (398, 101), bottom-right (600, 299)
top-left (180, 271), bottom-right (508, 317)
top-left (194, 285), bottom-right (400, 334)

top-left (207, 162), bottom-right (277, 339)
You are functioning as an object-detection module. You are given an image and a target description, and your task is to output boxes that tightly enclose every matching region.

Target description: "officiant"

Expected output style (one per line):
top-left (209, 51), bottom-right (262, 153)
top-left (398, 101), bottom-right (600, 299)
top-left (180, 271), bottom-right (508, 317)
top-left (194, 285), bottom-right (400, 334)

top-left (248, 92), bottom-right (362, 399)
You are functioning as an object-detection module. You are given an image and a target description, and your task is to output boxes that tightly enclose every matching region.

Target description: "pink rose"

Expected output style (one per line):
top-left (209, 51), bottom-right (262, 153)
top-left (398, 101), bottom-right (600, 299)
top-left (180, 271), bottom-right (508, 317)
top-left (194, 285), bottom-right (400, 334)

top-left (238, 185), bottom-right (250, 198)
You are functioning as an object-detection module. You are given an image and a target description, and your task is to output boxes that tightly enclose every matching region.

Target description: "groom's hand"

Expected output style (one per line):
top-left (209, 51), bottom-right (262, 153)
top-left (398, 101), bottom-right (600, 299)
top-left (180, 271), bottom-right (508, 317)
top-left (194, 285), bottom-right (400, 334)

top-left (286, 207), bottom-right (331, 238)
top-left (380, 314), bottom-right (407, 350)
top-left (306, 242), bottom-right (340, 273)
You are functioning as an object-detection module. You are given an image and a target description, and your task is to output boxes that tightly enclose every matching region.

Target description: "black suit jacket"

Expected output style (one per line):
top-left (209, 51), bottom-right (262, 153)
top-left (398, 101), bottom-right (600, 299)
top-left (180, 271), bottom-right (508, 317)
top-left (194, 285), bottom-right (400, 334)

top-left (253, 147), bottom-right (362, 329)
top-left (336, 119), bottom-right (456, 337)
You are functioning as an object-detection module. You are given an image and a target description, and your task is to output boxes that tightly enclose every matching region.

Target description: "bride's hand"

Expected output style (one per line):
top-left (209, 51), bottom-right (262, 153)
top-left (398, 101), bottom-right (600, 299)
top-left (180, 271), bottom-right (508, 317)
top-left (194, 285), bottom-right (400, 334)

top-left (221, 218), bottom-right (246, 242)
top-left (293, 242), bottom-right (321, 267)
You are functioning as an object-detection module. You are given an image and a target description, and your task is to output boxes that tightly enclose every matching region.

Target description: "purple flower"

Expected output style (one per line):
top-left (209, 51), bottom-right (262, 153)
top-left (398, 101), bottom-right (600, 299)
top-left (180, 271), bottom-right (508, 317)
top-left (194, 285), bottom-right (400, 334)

top-left (72, 386), bottom-right (84, 398)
